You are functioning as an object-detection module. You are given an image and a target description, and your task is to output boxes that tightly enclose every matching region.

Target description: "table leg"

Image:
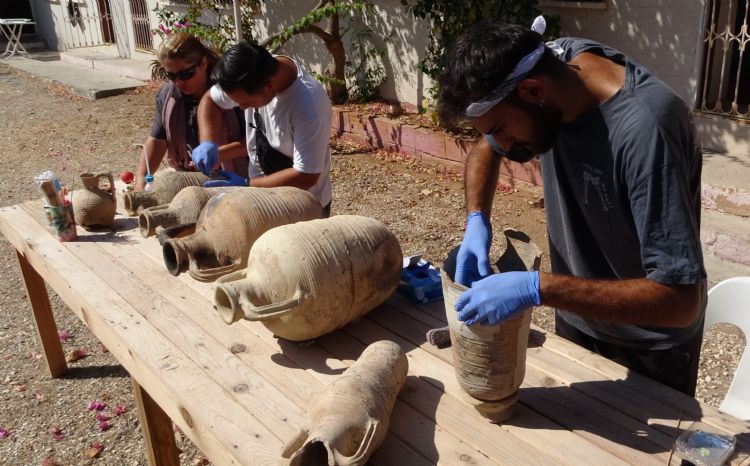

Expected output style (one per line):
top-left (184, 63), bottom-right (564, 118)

top-left (132, 378), bottom-right (180, 466)
top-left (0, 24), bottom-right (29, 60)
top-left (0, 25), bottom-right (14, 59)
top-left (15, 250), bottom-right (68, 378)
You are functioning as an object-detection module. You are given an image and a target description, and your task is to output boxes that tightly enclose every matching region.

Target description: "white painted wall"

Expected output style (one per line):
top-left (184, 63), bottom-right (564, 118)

top-left (541, 0), bottom-right (750, 154)
top-left (29, 0), bottom-right (62, 50)
top-left (260, 0), bottom-right (432, 109)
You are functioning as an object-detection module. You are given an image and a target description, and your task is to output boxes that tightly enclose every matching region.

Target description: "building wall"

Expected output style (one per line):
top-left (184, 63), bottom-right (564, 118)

top-left (260, 0), bottom-right (432, 109)
top-left (541, 0), bottom-right (750, 153)
top-left (29, 0), bottom-right (63, 50)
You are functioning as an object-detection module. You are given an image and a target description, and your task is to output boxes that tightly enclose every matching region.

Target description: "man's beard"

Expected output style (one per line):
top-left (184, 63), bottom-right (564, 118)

top-left (503, 100), bottom-right (563, 163)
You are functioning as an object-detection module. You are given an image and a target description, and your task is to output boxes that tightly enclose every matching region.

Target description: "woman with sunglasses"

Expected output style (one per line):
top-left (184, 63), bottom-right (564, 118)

top-left (133, 33), bottom-right (247, 191)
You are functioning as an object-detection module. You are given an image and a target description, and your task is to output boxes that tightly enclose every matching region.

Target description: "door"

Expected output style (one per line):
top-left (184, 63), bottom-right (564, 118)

top-left (129, 0), bottom-right (153, 52)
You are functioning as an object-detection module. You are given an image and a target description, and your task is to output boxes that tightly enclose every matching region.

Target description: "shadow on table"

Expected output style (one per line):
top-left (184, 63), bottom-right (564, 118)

top-left (60, 364), bottom-right (129, 380)
top-left (271, 337), bottom-right (346, 376)
top-left (509, 375), bottom-right (750, 460)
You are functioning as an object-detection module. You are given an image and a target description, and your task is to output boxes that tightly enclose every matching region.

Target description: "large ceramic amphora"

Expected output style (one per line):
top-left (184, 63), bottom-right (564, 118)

top-left (163, 187), bottom-right (322, 282)
top-left (138, 186), bottom-right (240, 238)
top-left (442, 229), bottom-right (541, 422)
top-left (281, 340), bottom-right (408, 466)
top-left (122, 171), bottom-right (208, 215)
top-left (214, 215), bottom-right (402, 341)
top-left (73, 172), bottom-right (116, 229)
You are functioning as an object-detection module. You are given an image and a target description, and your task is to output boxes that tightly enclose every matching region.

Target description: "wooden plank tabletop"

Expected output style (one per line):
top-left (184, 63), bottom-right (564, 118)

top-left (1, 194), bottom-right (749, 466)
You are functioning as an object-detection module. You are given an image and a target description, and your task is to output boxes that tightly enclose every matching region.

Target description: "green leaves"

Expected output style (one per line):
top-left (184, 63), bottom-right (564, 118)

top-left (401, 0), bottom-right (559, 84)
top-left (152, 0), bottom-right (262, 52)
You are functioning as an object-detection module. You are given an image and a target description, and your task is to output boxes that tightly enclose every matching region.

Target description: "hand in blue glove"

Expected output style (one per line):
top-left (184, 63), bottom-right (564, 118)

top-left (203, 170), bottom-right (248, 187)
top-left (191, 141), bottom-right (219, 175)
top-left (455, 271), bottom-right (540, 326)
top-left (454, 211), bottom-right (492, 286)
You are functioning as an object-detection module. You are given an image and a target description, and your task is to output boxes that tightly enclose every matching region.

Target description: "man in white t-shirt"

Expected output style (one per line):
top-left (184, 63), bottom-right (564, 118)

top-left (192, 42), bottom-right (332, 215)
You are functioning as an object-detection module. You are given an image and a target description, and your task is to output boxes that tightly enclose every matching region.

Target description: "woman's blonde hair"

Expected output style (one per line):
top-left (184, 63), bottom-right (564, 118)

top-left (150, 33), bottom-right (220, 81)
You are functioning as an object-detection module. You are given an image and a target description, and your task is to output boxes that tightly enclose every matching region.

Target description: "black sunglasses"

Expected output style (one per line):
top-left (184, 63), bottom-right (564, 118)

top-left (164, 63), bottom-right (199, 82)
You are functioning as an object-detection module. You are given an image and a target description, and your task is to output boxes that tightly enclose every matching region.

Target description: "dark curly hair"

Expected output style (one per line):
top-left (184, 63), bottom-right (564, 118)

top-left (437, 22), bottom-right (565, 126)
top-left (211, 42), bottom-right (279, 95)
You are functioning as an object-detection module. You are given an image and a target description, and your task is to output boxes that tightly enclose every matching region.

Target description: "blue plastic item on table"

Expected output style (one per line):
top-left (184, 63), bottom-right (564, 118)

top-left (399, 255), bottom-right (443, 305)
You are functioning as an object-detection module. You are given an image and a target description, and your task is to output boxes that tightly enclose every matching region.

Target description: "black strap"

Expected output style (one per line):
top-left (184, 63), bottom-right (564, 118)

top-left (249, 108), bottom-right (293, 175)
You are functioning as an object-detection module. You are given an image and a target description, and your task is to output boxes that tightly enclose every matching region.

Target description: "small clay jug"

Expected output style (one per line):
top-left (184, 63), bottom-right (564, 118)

top-left (73, 173), bottom-right (116, 229)
top-left (281, 340), bottom-right (408, 466)
top-left (214, 215), bottom-right (402, 341)
top-left (122, 171), bottom-right (208, 215)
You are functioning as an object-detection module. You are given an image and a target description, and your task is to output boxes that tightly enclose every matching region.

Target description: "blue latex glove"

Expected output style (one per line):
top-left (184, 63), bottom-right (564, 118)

top-left (204, 170), bottom-right (248, 187)
top-left (455, 271), bottom-right (540, 326)
top-left (454, 211), bottom-right (492, 286)
top-left (191, 141), bottom-right (219, 175)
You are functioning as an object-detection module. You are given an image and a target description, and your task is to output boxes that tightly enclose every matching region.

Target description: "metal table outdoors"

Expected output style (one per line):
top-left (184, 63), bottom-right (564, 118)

top-left (0, 18), bottom-right (34, 61)
top-left (1, 192), bottom-right (749, 466)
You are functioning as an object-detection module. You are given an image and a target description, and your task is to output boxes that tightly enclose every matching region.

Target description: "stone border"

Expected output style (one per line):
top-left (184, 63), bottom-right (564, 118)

top-left (330, 106), bottom-right (544, 188)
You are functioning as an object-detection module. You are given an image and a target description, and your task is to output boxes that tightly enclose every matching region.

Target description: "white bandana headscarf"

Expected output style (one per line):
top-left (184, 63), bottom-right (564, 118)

top-left (464, 16), bottom-right (564, 118)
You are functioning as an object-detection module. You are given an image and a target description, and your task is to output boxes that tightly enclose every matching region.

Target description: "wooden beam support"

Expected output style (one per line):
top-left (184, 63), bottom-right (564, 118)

top-left (15, 249), bottom-right (67, 378)
top-left (132, 378), bottom-right (180, 466)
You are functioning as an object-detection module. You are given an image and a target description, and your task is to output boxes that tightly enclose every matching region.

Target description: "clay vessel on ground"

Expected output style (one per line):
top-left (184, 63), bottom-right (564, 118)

top-left (122, 171), bottom-right (208, 215)
top-left (280, 340), bottom-right (408, 466)
top-left (138, 186), bottom-right (240, 237)
top-left (214, 215), bottom-right (402, 341)
top-left (163, 187), bottom-right (322, 282)
top-left (72, 173), bottom-right (117, 229)
top-left (442, 228), bottom-right (541, 422)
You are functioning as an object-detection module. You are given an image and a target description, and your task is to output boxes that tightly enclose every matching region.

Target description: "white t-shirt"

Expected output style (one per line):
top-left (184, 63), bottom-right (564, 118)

top-left (209, 57), bottom-right (332, 207)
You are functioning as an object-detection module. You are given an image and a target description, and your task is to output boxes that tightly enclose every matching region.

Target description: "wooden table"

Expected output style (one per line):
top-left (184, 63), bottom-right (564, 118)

top-left (2, 195), bottom-right (749, 466)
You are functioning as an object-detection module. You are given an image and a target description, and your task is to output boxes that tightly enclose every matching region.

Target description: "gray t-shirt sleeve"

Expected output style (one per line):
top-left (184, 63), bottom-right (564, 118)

top-left (621, 114), bottom-right (704, 286)
top-left (149, 85), bottom-right (169, 140)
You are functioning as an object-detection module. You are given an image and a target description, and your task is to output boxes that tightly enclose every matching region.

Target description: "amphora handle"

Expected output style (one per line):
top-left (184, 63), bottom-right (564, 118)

top-left (242, 289), bottom-right (304, 321)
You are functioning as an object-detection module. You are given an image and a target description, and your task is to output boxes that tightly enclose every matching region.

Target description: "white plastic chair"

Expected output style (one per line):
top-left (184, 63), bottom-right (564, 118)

top-left (703, 277), bottom-right (750, 420)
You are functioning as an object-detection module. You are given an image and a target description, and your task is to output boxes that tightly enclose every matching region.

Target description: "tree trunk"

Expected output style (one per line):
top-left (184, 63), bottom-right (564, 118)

top-left (325, 4), bottom-right (348, 104)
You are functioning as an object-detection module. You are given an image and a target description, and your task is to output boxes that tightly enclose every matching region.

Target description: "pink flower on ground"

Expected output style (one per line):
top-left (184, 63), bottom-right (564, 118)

top-left (97, 420), bottom-right (112, 431)
top-left (99, 343), bottom-right (109, 353)
top-left (41, 458), bottom-right (58, 466)
top-left (0, 428), bottom-right (9, 438)
top-left (48, 425), bottom-right (65, 441)
top-left (86, 401), bottom-right (107, 411)
top-left (58, 330), bottom-right (72, 342)
top-left (113, 405), bottom-right (127, 416)
top-left (183, 21), bottom-right (191, 28)
top-left (95, 413), bottom-right (110, 422)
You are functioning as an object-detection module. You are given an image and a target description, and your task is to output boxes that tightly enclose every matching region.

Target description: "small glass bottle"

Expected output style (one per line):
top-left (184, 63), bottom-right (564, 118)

top-left (144, 173), bottom-right (154, 192)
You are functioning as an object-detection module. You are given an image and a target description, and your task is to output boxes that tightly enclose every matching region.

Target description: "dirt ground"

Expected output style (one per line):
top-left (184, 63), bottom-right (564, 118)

top-left (0, 64), bottom-right (744, 465)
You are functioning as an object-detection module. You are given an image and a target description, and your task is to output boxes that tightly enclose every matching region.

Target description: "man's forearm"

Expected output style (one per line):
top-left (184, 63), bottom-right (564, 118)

top-left (539, 273), bottom-right (701, 327)
top-left (197, 92), bottom-right (224, 142)
top-left (248, 168), bottom-right (319, 190)
top-left (218, 141), bottom-right (247, 162)
top-left (465, 137), bottom-right (500, 216)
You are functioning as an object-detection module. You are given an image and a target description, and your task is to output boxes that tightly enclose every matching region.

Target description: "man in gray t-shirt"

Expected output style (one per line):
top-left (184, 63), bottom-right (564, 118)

top-left (437, 19), bottom-right (706, 395)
